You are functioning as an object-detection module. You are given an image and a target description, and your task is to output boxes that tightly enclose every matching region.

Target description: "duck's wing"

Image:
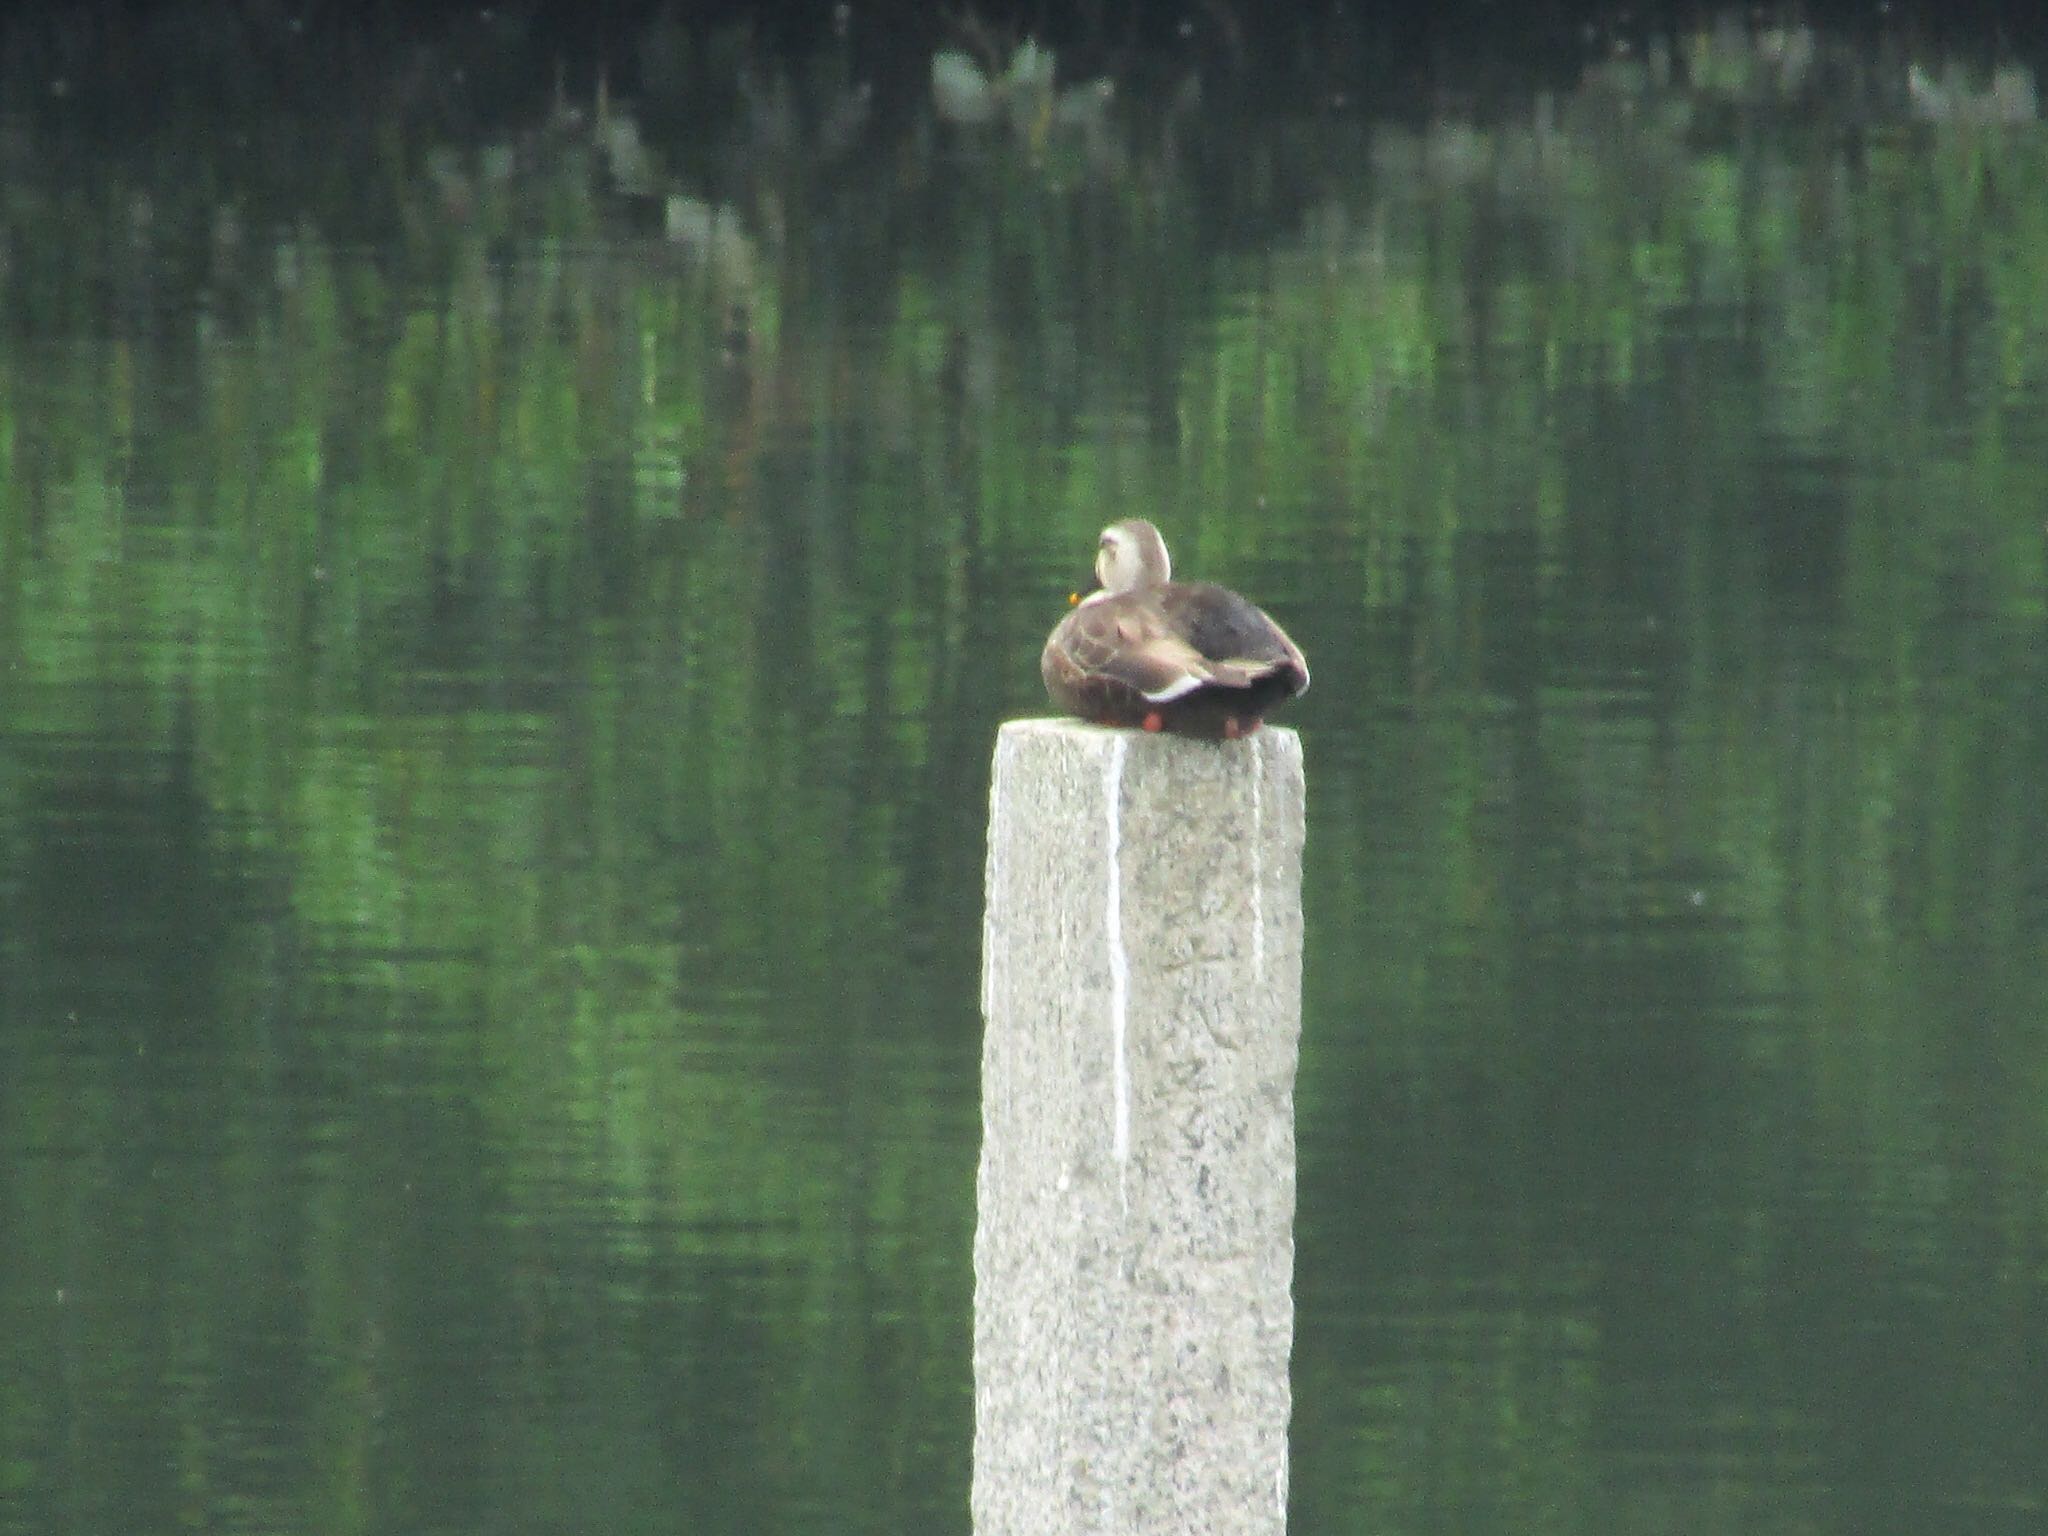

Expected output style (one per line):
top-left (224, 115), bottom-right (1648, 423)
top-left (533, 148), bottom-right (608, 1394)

top-left (1161, 583), bottom-right (1311, 695)
top-left (1046, 597), bottom-right (1220, 702)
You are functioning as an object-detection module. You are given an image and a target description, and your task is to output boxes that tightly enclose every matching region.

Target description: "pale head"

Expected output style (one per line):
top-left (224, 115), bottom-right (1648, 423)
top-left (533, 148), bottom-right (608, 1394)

top-left (1093, 518), bottom-right (1172, 595)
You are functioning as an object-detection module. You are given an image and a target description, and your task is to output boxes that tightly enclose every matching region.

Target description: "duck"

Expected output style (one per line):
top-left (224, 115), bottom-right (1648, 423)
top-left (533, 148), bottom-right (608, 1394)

top-left (1041, 518), bottom-right (1309, 740)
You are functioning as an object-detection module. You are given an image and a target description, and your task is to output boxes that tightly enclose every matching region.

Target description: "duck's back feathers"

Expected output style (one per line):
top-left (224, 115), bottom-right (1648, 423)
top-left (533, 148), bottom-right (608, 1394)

top-left (1044, 597), bottom-right (1213, 704)
top-left (1041, 578), bottom-right (1308, 740)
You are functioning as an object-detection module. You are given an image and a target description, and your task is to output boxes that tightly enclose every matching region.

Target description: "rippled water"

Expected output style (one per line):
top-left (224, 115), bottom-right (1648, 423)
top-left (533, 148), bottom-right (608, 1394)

top-left (2, 17), bottom-right (2045, 1535)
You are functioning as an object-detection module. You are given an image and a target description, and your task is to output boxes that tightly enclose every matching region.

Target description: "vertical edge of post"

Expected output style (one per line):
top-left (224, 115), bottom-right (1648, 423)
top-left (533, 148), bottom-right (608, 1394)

top-left (974, 718), bottom-right (1305, 1536)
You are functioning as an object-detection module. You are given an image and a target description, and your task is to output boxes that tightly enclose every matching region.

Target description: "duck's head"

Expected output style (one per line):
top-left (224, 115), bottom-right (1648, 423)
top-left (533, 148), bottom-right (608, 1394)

top-left (1094, 518), bottom-right (1172, 596)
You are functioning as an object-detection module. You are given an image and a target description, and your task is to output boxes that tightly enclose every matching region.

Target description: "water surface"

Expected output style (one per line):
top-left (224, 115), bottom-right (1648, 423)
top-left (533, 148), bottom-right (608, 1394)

top-left (1, 18), bottom-right (2044, 1535)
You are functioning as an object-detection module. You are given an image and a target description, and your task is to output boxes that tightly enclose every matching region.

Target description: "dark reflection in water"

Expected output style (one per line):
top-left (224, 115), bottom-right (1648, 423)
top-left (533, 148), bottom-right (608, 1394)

top-left (2, 13), bottom-right (2047, 1536)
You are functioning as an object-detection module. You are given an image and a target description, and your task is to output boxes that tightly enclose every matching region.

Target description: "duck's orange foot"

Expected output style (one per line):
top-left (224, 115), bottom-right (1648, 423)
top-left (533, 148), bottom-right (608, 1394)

top-left (1142, 711), bottom-right (1165, 732)
top-left (1223, 717), bottom-right (1244, 739)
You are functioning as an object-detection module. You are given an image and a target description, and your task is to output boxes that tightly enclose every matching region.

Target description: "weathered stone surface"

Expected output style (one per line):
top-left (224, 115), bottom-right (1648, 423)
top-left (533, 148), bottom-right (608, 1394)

top-left (974, 718), bottom-right (1304, 1536)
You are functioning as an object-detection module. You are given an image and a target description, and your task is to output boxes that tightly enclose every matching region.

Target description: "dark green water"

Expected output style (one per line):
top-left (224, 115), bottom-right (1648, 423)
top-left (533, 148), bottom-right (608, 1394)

top-left (2, 21), bottom-right (2045, 1536)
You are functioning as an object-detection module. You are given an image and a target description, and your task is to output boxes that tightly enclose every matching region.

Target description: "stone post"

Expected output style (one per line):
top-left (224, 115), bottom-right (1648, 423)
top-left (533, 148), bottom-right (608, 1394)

top-left (973, 718), bottom-right (1305, 1536)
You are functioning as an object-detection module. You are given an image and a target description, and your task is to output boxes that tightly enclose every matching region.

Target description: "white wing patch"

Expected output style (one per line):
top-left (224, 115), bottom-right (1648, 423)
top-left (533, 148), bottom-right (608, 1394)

top-left (1141, 674), bottom-right (1208, 703)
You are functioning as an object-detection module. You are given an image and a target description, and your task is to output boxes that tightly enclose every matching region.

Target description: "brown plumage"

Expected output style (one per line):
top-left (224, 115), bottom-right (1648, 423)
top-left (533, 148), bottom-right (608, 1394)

top-left (1041, 519), bottom-right (1309, 740)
